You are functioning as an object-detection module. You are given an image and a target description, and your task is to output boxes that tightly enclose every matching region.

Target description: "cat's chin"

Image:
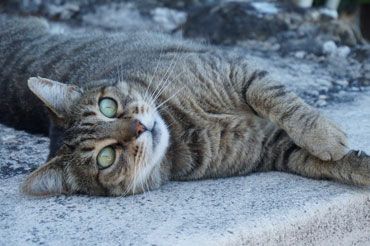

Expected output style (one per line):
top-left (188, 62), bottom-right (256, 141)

top-left (136, 112), bottom-right (169, 165)
top-left (131, 113), bottom-right (169, 191)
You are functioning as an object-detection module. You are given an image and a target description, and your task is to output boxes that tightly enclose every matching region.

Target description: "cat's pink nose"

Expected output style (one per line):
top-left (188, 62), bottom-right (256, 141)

top-left (132, 119), bottom-right (147, 137)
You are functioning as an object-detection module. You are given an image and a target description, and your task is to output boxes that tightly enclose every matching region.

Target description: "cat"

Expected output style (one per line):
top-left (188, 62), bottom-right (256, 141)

top-left (0, 16), bottom-right (369, 196)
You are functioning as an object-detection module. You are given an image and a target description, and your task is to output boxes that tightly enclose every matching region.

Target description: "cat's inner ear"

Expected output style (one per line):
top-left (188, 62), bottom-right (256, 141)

top-left (28, 77), bottom-right (82, 118)
top-left (21, 157), bottom-right (67, 196)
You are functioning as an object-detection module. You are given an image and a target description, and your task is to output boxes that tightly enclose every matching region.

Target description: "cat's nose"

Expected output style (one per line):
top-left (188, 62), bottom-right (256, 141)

top-left (131, 119), bottom-right (147, 137)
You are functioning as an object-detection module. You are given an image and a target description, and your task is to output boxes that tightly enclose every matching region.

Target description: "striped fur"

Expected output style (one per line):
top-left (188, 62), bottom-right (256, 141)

top-left (0, 15), bottom-right (369, 196)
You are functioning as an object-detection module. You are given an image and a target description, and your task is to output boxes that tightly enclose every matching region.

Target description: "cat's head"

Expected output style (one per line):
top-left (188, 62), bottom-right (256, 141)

top-left (21, 77), bottom-right (169, 196)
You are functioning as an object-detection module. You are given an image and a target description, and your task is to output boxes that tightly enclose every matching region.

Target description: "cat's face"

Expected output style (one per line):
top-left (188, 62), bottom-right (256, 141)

top-left (22, 77), bottom-right (169, 196)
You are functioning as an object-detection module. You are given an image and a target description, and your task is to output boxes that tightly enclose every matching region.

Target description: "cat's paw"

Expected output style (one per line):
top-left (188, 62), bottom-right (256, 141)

top-left (340, 150), bottom-right (370, 186)
top-left (300, 116), bottom-right (349, 161)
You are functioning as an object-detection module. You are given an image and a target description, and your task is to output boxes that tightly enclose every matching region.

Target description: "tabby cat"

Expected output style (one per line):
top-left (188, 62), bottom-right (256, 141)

top-left (1, 16), bottom-right (369, 196)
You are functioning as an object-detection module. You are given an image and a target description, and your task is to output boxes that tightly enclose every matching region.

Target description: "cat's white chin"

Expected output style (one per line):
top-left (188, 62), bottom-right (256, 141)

top-left (133, 113), bottom-right (169, 189)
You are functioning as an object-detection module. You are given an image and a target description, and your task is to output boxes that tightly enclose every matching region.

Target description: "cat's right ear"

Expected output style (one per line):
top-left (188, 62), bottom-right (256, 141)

top-left (21, 156), bottom-right (68, 196)
top-left (28, 77), bottom-right (82, 118)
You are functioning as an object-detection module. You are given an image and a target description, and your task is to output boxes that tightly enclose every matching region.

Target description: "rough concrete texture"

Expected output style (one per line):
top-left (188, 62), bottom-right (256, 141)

top-left (1, 91), bottom-right (370, 245)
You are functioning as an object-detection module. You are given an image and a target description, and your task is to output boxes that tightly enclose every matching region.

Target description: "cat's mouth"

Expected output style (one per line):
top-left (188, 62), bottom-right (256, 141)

top-left (137, 112), bottom-right (169, 166)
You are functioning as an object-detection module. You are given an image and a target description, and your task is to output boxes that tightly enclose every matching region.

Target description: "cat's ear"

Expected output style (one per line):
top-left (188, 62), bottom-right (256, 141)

top-left (21, 157), bottom-right (68, 196)
top-left (28, 77), bottom-right (82, 118)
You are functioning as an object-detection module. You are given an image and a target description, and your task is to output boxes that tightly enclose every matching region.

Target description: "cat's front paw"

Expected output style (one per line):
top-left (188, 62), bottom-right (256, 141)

top-left (300, 117), bottom-right (349, 161)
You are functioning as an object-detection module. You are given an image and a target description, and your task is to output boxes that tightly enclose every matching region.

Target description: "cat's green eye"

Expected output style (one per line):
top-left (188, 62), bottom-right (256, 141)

top-left (97, 146), bottom-right (116, 169)
top-left (99, 98), bottom-right (117, 118)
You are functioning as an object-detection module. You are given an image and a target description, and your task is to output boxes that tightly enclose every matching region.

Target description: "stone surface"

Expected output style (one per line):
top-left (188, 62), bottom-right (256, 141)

top-left (183, 1), bottom-right (289, 44)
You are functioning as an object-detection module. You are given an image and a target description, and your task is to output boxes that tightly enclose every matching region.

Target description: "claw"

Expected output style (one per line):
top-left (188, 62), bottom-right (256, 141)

top-left (357, 150), bottom-right (362, 157)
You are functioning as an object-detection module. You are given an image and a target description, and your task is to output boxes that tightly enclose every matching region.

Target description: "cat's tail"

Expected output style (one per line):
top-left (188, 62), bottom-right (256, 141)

top-left (258, 128), bottom-right (370, 186)
top-left (0, 15), bottom-right (50, 134)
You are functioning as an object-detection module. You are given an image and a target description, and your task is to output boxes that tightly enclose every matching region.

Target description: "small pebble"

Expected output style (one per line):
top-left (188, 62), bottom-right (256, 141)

top-left (337, 46), bottom-right (351, 58)
top-left (295, 51), bottom-right (306, 59)
top-left (316, 99), bottom-right (327, 107)
top-left (319, 8), bottom-right (338, 19)
top-left (316, 78), bottom-right (332, 87)
top-left (334, 79), bottom-right (349, 87)
top-left (322, 41), bottom-right (337, 55)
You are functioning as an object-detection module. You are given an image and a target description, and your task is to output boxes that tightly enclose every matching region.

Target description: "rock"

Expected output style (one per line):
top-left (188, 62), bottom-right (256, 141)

top-left (323, 40), bottom-right (337, 55)
top-left (350, 46), bottom-right (370, 63)
top-left (82, 3), bottom-right (159, 32)
top-left (337, 46), bottom-right (351, 58)
top-left (18, 0), bottom-right (42, 13)
top-left (292, 0), bottom-right (313, 8)
top-left (151, 7), bottom-right (187, 32)
top-left (319, 8), bottom-right (338, 19)
top-left (45, 3), bottom-right (80, 20)
top-left (316, 99), bottom-right (327, 107)
top-left (319, 20), bottom-right (363, 47)
top-left (334, 79), bottom-right (349, 87)
top-left (317, 78), bottom-right (333, 88)
top-left (319, 95), bottom-right (328, 100)
top-left (250, 2), bottom-right (279, 14)
top-left (323, 42), bottom-right (351, 58)
top-left (183, 2), bottom-right (288, 44)
top-left (294, 51), bottom-right (306, 59)
top-left (279, 36), bottom-right (323, 56)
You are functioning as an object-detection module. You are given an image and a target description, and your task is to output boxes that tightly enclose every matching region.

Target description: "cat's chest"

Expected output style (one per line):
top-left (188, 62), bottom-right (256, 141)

top-left (179, 110), bottom-right (260, 149)
top-left (165, 110), bottom-right (264, 180)
top-left (159, 87), bottom-right (266, 179)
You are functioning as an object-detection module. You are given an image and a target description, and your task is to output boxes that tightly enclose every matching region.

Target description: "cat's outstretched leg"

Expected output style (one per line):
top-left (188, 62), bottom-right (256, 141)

top-left (257, 126), bottom-right (370, 186)
top-left (240, 69), bottom-right (348, 161)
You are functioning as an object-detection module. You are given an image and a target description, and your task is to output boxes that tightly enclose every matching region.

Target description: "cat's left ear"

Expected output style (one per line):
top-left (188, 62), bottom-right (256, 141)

top-left (21, 156), bottom-right (68, 196)
top-left (28, 77), bottom-right (83, 118)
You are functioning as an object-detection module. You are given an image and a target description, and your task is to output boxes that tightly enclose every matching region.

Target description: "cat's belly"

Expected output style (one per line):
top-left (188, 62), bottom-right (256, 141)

top-left (166, 112), bottom-right (267, 180)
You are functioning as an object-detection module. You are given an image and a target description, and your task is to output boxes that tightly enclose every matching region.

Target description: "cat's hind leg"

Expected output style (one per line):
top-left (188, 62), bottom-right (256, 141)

top-left (257, 126), bottom-right (370, 186)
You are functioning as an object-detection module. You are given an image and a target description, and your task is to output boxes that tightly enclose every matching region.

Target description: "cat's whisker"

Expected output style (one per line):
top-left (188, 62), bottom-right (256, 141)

top-left (126, 155), bottom-right (135, 196)
top-left (150, 67), bottom-right (185, 103)
top-left (139, 143), bottom-right (148, 194)
top-left (150, 45), bottom-right (182, 102)
top-left (142, 145), bottom-right (154, 200)
top-left (150, 65), bottom-right (186, 110)
top-left (156, 102), bottom-right (170, 114)
top-left (156, 86), bottom-right (184, 110)
top-left (137, 143), bottom-right (147, 194)
top-left (151, 52), bottom-right (184, 102)
top-left (135, 143), bottom-right (144, 194)
top-left (144, 47), bottom-right (164, 101)
top-left (131, 144), bottom-right (142, 195)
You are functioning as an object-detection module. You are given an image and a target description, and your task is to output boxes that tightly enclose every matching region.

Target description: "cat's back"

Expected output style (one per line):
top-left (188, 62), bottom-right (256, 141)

top-left (0, 15), bottom-right (207, 85)
top-left (0, 15), bottom-right (207, 133)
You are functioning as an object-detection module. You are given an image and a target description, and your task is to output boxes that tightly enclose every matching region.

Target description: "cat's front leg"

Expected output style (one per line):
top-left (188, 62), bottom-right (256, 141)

top-left (240, 69), bottom-right (348, 161)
